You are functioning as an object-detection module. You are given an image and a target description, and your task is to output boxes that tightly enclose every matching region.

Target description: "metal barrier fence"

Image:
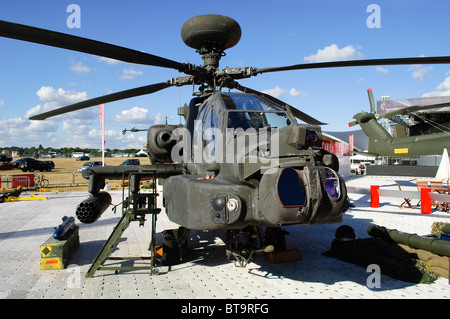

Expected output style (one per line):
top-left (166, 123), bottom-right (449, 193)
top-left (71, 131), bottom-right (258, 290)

top-left (0, 174), bottom-right (33, 188)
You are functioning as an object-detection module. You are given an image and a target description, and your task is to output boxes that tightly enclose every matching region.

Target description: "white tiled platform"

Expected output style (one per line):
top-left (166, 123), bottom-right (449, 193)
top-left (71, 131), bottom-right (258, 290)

top-left (0, 176), bottom-right (449, 299)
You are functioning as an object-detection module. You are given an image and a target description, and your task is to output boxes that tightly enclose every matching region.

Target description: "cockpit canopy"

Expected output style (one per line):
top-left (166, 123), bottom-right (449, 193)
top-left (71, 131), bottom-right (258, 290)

top-left (179, 92), bottom-right (322, 174)
top-left (223, 93), bottom-right (293, 130)
top-left (195, 92), bottom-right (294, 133)
top-left (186, 92), bottom-right (298, 168)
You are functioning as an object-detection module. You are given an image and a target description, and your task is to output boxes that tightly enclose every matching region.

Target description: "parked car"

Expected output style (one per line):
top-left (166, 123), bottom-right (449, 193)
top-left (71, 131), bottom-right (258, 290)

top-left (76, 155), bottom-right (90, 161)
top-left (119, 159), bottom-right (140, 166)
top-left (78, 161), bottom-right (103, 173)
top-left (0, 162), bottom-right (14, 170)
top-left (42, 161), bottom-right (55, 169)
top-left (78, 161), bottom-right (103, 179)
top-left (19, 158), bottom-right (53, 172)
top-left (0, 154), bottom-right (12, 163)
top-left (35, 160), bottom-right (54, 172)
top-left (10, 159), bottom-right (21, 169)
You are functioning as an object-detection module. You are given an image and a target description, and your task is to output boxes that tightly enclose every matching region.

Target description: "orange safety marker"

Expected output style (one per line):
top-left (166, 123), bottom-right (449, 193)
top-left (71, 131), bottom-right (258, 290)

top-left (370, 185), bottom-right (380, 208)
top-left (421, 188), bottom-right (432, 214)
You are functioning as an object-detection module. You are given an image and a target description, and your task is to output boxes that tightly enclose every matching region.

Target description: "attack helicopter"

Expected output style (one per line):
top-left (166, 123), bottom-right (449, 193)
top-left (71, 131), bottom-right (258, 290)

top-left (350, 88), bottom-right (450, 157)
top-left (2, 14), bottom-right (450, 265)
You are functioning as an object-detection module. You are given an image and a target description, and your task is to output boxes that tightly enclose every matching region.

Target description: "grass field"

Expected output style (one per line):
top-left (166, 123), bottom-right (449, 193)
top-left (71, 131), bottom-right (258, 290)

top-left (0, 157), bottom-right (150, 192)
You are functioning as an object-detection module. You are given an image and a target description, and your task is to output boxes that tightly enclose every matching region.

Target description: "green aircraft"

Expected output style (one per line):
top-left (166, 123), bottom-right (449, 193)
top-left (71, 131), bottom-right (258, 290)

top-left (2, 14), bottom-right (450, 266)
top-left (350, 89), bottom-right (450, 157)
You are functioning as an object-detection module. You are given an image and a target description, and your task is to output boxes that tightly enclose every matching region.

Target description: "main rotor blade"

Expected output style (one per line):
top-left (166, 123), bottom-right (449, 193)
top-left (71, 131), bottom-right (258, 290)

top-left (348, 101), bottom-right (450, 127)
top-left (377, 102), bottom-right (450, 119)
top-left (0, 20), bottom-right (185, 71)
top-left (29, 82), bottom-right (172, 120)
top-left (255, 56), bottom-right (450, 75)
top-left (234, 84), bottom-right (326, 125)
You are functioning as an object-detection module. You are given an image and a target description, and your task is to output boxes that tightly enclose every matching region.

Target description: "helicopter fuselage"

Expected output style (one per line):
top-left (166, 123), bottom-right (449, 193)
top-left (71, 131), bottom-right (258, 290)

top-left (353, 111), bottom-right (450, 157)
top-left (161, 92), bottom-right (347, 230)
top-left (79, 92), bottom-right (347, 230)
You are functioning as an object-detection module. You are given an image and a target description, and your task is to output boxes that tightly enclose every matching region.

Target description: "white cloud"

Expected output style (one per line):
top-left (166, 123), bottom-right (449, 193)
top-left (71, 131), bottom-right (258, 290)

top-left (0, 100), bottom-right (4, 106)
top-left (97, 57), bottom-right (122, 65)
top-left (119, 67), bottom-right (143, 80)
top-left (114, 106), bottom-right (165, 124)
top-left (114, 106), bottom-right (150, 123)
top-left (7, 86), bottom-right (95, 147)
top-left (0, 116), bottom-right (58, 146)
top-left (262, 86), bottom-right (307, 98)
top-left (409, 65), bottom-right (433, 82)
top-left (290, 88), bottom-right (307, 98)
top-left (422, 76), bottom-right (450, 97)
top-left (304, 44), bottom-right (364, 62)
top-left (0, 87), bottom-right (156, 148)
top-left (70, 61), bottom-right (91, 74)
top-left (0, 86), bottom-right (165, 148)
top-left (26, 86), bottom-right (91, 120)
top-left (37, 86), bottom-right (88, 105)
top-left (25, 120), bottom-right (58, 133)
top-left (62, 118), bottom-right (92, 136)
top-left (262, 86), bottom-right (287, 98)
top-left (375, 66), bottom-right (388, 74)
top-left (88, 128), bottom-right (147, 149)
top-left (24, 105), bottom-right (43, 119)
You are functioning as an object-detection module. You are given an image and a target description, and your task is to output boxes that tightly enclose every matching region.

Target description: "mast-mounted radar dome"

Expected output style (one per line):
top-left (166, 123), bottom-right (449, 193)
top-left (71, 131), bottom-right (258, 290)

top-left (181, 14), bottom-right (241, 69)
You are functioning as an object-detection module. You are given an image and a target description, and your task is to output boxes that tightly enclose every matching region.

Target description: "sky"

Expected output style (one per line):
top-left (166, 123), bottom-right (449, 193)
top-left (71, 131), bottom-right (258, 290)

top-left (0, 0), bottom-right (450, 150)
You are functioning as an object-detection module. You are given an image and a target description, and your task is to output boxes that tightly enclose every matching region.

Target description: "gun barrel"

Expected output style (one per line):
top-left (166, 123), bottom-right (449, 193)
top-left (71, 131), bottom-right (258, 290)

top-left (85, 163), bottom-right (183, 180)
top-left (367, 225), bottom-right (450, 257)
top-left (76, 192), bottom-right (112, 224)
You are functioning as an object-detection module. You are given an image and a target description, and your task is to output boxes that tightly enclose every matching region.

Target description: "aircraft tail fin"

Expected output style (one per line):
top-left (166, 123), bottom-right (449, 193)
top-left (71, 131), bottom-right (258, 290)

top-left (350, 112), bottom-right (393, 156)
top-left (367, 88), bottom-right (376, 114)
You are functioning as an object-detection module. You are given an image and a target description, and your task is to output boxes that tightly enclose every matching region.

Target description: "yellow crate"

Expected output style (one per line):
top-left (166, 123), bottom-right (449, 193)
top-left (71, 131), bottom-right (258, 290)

top-left (40, 226), bottom-right (79, 270)
top-left (40, 257), bottom-right (65, 270)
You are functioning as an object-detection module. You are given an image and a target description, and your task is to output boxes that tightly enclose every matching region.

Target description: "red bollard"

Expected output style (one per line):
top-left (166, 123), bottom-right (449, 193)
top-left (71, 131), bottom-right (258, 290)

top-left (371, 185), bottom-right (380, 208)
top-left (421, 188), bottom-right (432, 214)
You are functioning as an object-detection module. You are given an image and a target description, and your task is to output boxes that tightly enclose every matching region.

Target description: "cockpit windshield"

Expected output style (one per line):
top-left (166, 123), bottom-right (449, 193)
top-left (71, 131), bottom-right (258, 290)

top-left (222, 93), bottom-right (292, 130)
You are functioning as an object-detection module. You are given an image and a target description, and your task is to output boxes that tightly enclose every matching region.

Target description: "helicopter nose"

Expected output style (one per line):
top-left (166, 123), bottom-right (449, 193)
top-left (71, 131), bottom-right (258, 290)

top-left (276, 167), bottom-right (307, 208)
top-left (257, 167), bottom-right (308, 225)
top-left (211, 195), bottom-right (226, 212)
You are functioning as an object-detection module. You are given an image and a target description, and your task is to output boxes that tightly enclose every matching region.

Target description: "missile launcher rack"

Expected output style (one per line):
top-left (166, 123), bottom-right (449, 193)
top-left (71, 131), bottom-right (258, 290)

top-left (85, 172), bottom-right (160, 278)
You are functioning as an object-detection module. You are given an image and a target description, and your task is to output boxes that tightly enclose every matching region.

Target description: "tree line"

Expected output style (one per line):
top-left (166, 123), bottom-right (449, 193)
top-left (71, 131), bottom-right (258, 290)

top-left (1, 145), bottom-right (141, 158)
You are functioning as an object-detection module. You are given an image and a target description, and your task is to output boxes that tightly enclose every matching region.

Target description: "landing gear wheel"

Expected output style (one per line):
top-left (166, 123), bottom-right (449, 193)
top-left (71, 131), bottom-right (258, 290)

top-left (161, 227), bottom-right (190, 266)
top-left (264, 227), bottom-right (287, 252)
top-left (225, 226), bottom-right (275, 267)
